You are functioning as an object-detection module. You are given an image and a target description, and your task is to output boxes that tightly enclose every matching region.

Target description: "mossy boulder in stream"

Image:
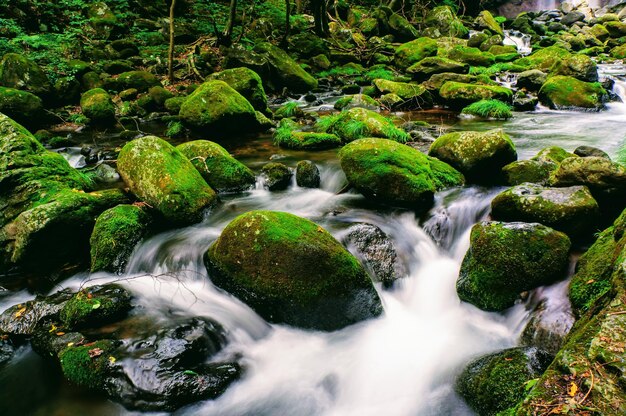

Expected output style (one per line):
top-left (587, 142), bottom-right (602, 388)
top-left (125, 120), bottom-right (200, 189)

top-left (90, 204), bottom-right (153, 273)
top-left (439, 82), bottom-right (513, 108)
top-left (372, 79), bottom-right (433, 108)
top-left (538, 76), bottom-right (607, 110)
top-left (428, 129), bottom-right (517, 183)
top-left (339, 138), bottom-right (464, 210)
top-left (551, 54), bottom-right (598, 82)
top-left (205, 210), bottom-right (383, 331)
top-left (116, 70), bottom-right (161, 92)
top-left (393, 37), bottom-right (438, 69)
top-left (407, 57), bottom-right (469, 82)
top-left (316, 108), bottom-right (410, 143)
top-left (177, 140), bottom-right (256, 193)
top-left (60, 284), bottom-right (133, 329)
top-left (59, 339), bottom-right (117, 390)
top-left (0, 87), bottom-right (44, 126)
top-left (254, 42), bottom-right (317, 93)
top-left (456, 347), bottom-right (552, 416)
top-left (117, 136), bottom-right (217, 225)
top-left (80, 88), bottom-right (115, 123)
top-left (457, 221), bottom-right (571, 312)
top-left (0, 53), bottom-right (52, 98)
top-left (206, 67), bottom-right (268, 112)
top-left (491, 183), bottom-right (600, 240)
top-left (274, 119), bottom-right (341, 150)
top-left (424, 6), bottom-right (469, 38)
top-left (179, 80), bottom-right (259, 134)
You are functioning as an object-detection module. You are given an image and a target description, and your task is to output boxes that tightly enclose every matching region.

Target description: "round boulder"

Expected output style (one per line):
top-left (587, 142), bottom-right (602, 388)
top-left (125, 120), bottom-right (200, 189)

top-left (80, 88), bottom-right (116, 124)
top-left (205, 210), bottom-right (383, 330)
top-left (491, 183), bottom-right (600, 239)
top-left (117, 136), bottom-right (217, 225)
top-left (339, 138), bottom-right (464, 210)
top-left (429, 129), bottom-right (517, 183)
top-left (457, 221), bottom-right (571, 312)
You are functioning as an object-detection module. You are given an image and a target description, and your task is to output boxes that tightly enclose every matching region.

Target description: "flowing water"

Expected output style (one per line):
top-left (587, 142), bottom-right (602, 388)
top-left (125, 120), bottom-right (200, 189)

top-left (1, 64), bottom-right (626, 415)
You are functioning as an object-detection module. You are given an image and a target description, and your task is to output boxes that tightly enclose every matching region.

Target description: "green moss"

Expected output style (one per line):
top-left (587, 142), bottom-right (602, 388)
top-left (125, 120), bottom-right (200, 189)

top-left (502, 160), bottom-right (554, 186)
top-left (315, 108), bottom-right (410, 143)
top-left (532, 146), bottom-right (575, 165)
top-left (469, 62), bottom-right (528, 76)
top-left (206, 67), bottom-right (268, 111)
top-left (0, 86), bottom-right (44, 126)
top-left (372, 79), bottom-right (433, 107)
top-left (538, 75), bottom-right (607, 110)
top-left (205, 210), bottom-right (382, 330)
top-left (116, 70), bottom-right (160, 92)
top-left (80, 88), bottom-right (115, 123)
top-left (444, 45), bottom-right (496, 67)
top-left (274, 102), bottom-right (303, 119)
top-left (394, 37), bottom-right (438, 69)
top-left (515, 46), bottom-right (571, 71)
top-left (457, 222), bottom-right (571, 311)
top-left (0, 52), bottom-right (51, 97)
top-left (406, 57), bottom-right (469, 81)
top-left (334, 94), bottom-right (379, 111)
top-left (254, 42), bottom-right (317, 93)
top-left (164, 96), bottom-right (186, 115)
top-left (439, 82), bottom-right (512, 108)
top-left (90, 204), bottom-right (152, 273)
top-left (274, 120), bottom-right (341, 150)
top-left (117, 136), bottom-right (217, 224)
top-left (165, 120), bottom-right (185, 138)
top-left (59, 340), bottom-right (115, 390)
top-left (339, 138), bottom-right (464, 209)
top-left (462, 100), bottom-right (512, 119)
top-left (177, 140), bottom-right (256, 193)
top-left (179, 80), bottom-right (258, 133)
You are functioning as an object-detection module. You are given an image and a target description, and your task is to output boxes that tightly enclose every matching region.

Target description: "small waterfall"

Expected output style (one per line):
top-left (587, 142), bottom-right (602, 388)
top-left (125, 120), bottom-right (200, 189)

top-left (503, 30), bottom-right (532, 56)
top-left (536, 0), bottom-right (559, 10)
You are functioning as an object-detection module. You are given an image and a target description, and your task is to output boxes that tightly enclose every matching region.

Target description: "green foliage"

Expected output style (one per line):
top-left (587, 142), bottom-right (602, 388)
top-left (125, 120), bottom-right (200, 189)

top-left (165, 121), bottom-right (185, 138)
top-left (364, 68), bottom-right (395, 81)
top-left (462, 100), bottom-right (512, 120)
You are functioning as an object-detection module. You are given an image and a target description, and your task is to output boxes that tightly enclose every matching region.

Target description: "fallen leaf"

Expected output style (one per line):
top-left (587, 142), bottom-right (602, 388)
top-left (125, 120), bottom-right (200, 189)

top-left (56, 332), bottom-right (65, 336)
top-left (108, 356), bottom-right (116, 364)
top-left (14, 306), bottom-right (27, 319)
top-left (586, 279), bottom-right (595, 284)
top-left (568, 382), bottom-right (578, 397)
top-left (88, 347), bottom-right (104, 358)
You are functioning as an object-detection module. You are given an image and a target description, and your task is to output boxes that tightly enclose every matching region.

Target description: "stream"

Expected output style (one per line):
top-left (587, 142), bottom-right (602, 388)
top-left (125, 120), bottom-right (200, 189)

top-left (1, 64), bottom-right (625, 415)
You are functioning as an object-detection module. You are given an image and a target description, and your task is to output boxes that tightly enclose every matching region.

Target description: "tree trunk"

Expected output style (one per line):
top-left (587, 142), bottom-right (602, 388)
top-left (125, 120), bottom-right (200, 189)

top-left (282, 0), bottom-right (291, 46)
top-left (312, 0), bottom-right (330, 37)
top-left (223, 0), bottom-right (238, 46)
top-left (168, 0), bottom-right (176, 83)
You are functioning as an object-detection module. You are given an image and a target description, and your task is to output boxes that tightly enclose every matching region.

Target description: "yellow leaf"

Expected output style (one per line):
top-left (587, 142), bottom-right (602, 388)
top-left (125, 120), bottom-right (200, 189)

top-left (14, 306), bottom-right (27, 319)
top-left (48, 324), bottom-right (58, 333)
top-left (108, 356), bottom-right (116, 364)
top-left (568, 382), bottom-right (578, 397)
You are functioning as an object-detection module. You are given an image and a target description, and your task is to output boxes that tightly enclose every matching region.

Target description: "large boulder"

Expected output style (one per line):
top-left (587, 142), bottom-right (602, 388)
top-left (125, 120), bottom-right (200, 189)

top-left (372, 79), bottom-right (433, 108)
top-left (474, 10), bottom-right (504, 36)
top-left (551, 54), bottom-right (598, 82)
top-left (491, 183), bottom-right (600, 240)
top-left (206, 67), bottom-right (268, 112)
top-left (428, 129), bottom-right (517, 183)
top-left (394, 37), bottom-right (438, 70)
top-left (339, 138), bottom-right (464, 210)
top-left (439, 82), bottom-right (512, 108)
top-left (316, 107), bottom-right (410, 143)
top-left (254, 42), bottom-right (317, 93)
top-left (444, 45), bottom-right (496, 67)
top-left (90, 204), bottom-right (153, 273)
top-left (550, 156), bottom-right (626, 209)
top-left (117, 136), bottom-right (217, 225)
top-left (116, 70), bottom-right (161, 92)
top-left (457, 221), bottom-right (571, 311)
top-left (0, 53), bottom-right (51, 98)
top-left (0, 87), bottom-right (44, 127)
top-left (407, 57), bottom-right (469, 82)
top-left (424, 6), bottom-right (469, 38)
top-left (538, 76), bottom-right (607, 110)
top-left (179, 80), bottom-right (259, 134)
top-left (176, 140), bottom-right (256, 193)
top-left (205, 210), bottom-right (383, 330)
top-left (456, 347), bottom-right (552, 416)
top-left (59, 284), bottom-right (133, 329)
top-left (80, 88), bottom-right (116, 124)
top-left (388, 13), bottom-right (419, 42)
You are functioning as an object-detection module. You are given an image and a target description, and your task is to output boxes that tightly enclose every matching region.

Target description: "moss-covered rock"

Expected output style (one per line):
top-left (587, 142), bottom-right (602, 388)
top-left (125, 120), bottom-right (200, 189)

top-left (60, 284), bottom-right (132, 329)
top-left (90, 204), bottom-right (153, 273)
top-left (429, 129), bottom-right (517, 183)
top-left (179, 80), bottom-right (259, 134)
top-left (424, 6), bottom-right (469, 38)
top-left (176, 140), bottom-right (256, 193)
top-left (516, 46), bottom-right (571, 71)
top-left (316, 107), bottom-right (410, 143)
top-left (388, 13), bottom-right (419, 42)
top-left (502, 160), bottom-right (555, 186)
top-left (456, 347), bottom-right (552, 416)
top-left (407, 57), bottom-right (469, 82)
top-left (117, 136), bottom-right (217, 225)
top-left (274, 102), bottom-right (305, 119)
top-left (274, 119), bottom-right (341, 150)
top-left (550, 156), bottom-right (626, 207)
top-left (538, 76), bottom-right (607, 110)
top-left (394, 37), bottom-right (438, 70)
top-left (611, 44), bottom-right (626, 59)
top-left (80, 88), bottom-right (116, 124)
top-left (254, 42), bottom-right (317, 93)
top-left (205, 210), bottom-right (383, 330)
top-left (457, 221), bottom-right (571, 311)
top-left (0, 87), bottom-right (44, 126)
top-left (551, 54), bottom-right (598, 82)
top-left (461, 99), bottom-right (512, 119)
top-left (116, 71), bottom-right (161, 92)
top-left (491, 183), bottom-right (600, 240)
top-left (59, 339), bottom-right (117, 390)
top-left (295, 160), bottom-right (320, 188)
top-left (474, 10), bottom-right (504, 36)
top-left (439, 81), bottom-right (513, 108)
top-left (339, 138), bottom-right (464, 210)
top-left (444, 45), bottom-right (496, 67)
top-left (207, 67), bottom-right (268, 112)
top-left (333, 94), bottom-right (379, 111)
top-left (372, 79), bottom-right (433, 108)
top-left (0, 53), bottom-right (51, 98)
top-left (261, 162), bottom-right (292, 191)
